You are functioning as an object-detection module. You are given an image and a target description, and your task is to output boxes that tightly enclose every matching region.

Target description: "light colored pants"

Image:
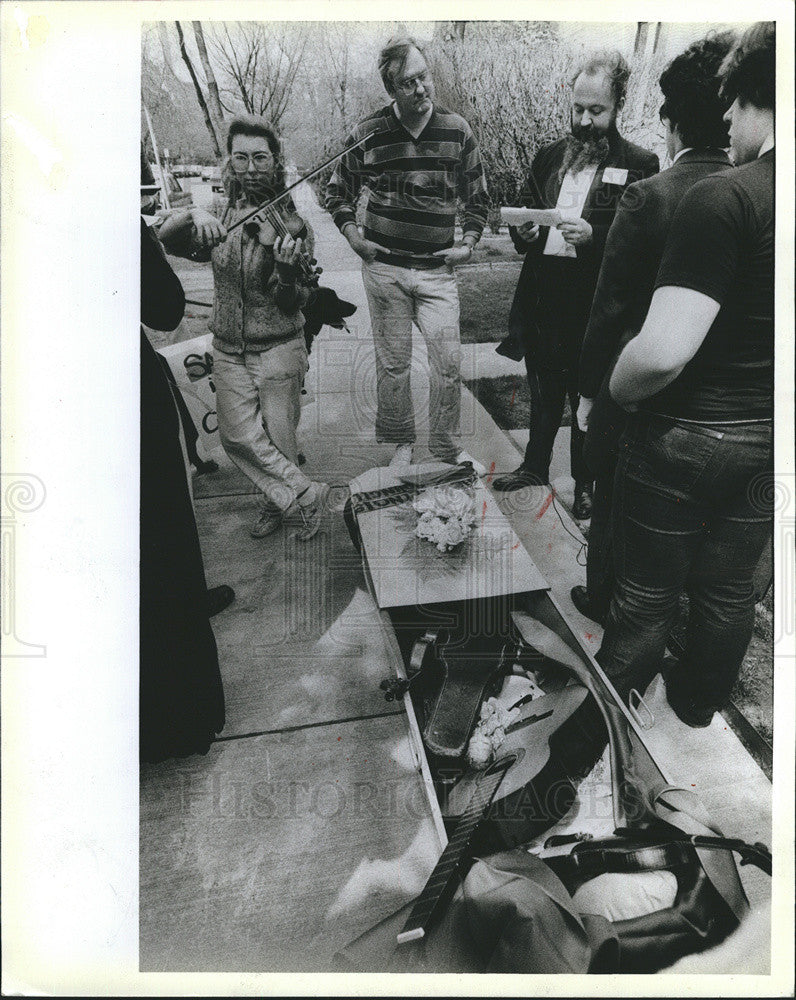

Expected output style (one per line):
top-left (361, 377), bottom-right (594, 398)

top-left (361, 259), bottom-right (461, 462)
top-left (214, 339), bottom-right (310, 511)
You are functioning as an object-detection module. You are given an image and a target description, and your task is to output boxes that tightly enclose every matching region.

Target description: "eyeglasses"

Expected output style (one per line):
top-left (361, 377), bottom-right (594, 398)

top-left (230, 151), bottom-right (274, 172)
top-left (395, 70), bottom-right (431, 95)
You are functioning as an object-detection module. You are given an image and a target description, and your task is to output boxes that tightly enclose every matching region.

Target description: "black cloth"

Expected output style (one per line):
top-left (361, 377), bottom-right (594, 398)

top-left (504, 129), bottom-right (660, 371)
top-left (140, 219), bottom-right (224, 763)
top-left (522, 363), bottom-right (590, 486)
top-left (644, 148), bottom-right (774, 421)
top-left (577, 150), bottom-right (733, 614)
top-left (579, 149), bottom-right (732, 401)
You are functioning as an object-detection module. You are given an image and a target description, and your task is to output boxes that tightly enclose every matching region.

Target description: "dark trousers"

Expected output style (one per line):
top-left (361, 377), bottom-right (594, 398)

top-left (585, 473), bottom-right (614, 621)
top-left (522, 364), bottom-right (590, 486)
top-left (597, 414), bottom-right (773, 710)
top-left (141, 333), bottom-right (225, 763)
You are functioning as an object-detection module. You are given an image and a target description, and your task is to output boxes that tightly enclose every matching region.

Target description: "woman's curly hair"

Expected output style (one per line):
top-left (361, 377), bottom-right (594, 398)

top-left (222, 113), bottom-right (286, 202)
top-left (658, 31), bottom-right (736, 149)
top-left (718, 21), bottom-right (775, 111)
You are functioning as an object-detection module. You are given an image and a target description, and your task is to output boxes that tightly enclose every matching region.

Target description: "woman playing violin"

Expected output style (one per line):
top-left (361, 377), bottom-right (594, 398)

top-left (159, 114), bottom-right (328, 540)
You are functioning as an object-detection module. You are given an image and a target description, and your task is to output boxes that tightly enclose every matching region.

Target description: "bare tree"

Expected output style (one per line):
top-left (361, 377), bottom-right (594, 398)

top-left (192, 21), bottom-right (225, 137)
top-left (207, 22), bottom-right (308, 129)
top-left (175, 20), bottom-right (222, 158)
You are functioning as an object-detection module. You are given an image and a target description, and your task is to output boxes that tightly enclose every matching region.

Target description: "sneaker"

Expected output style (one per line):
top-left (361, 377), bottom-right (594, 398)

top-left (456, 450), bottom-right (487, 476)
top-left (389, 443), bottom-right (414, 468)
top-left (250, 505), bottom-right (283, 538)
top-left (295, 481), bottom-right (330, 541)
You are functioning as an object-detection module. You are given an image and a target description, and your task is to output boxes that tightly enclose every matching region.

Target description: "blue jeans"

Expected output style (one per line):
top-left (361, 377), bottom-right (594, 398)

top-left (362, 259), bottom-right (461, 461)
top-left (597, 413), bottom-right (773, 712)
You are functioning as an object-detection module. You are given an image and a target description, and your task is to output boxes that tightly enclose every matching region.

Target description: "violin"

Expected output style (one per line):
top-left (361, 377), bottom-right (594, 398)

top-left (242, 194), bottom-right (323, 291)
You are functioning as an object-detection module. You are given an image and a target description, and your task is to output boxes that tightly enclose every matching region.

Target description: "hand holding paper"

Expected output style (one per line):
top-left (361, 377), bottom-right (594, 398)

top-left (501, 206), bottom-right (563, 228)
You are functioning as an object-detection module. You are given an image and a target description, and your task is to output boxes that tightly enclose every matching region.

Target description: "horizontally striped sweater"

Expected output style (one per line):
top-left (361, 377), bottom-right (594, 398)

top-left (325, 104), bottom-right (489, 266)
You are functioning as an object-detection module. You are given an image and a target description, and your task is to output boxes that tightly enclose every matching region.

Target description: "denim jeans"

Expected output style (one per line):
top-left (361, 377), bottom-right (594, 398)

top-left (362, 259), bottom-right (461, 462)
top-left (597, 413), bottom-right (773, 712)
top-left (214, 339), bottom-right (311, 511)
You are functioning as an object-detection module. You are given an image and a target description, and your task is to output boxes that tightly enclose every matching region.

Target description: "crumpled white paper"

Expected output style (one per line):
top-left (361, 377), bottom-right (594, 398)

top-left (413, 485), bottom-right (476, 552)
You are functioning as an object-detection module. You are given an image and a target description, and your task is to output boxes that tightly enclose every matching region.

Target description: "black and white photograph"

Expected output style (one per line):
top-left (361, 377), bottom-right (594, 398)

top-left (1, 1), bottom-right (794, 994)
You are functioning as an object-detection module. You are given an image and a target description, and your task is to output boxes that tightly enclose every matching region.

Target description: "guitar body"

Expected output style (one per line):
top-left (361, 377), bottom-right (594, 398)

top-left (384, 597), bottom-right (520, 760)
top-left (444, 685), bottom-right (589, 853)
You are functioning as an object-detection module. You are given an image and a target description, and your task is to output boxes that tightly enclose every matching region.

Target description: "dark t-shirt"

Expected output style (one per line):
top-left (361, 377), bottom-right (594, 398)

top-left (644, 149), bottom-right (774, 421)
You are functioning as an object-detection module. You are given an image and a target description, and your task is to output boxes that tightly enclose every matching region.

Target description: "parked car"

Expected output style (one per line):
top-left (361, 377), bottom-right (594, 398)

top-left (201, 166), bottom-right (213, 182)
top-left (150, 163), bottom-right (194, 208)
top-left (209, 167), bottom-right (224, 193)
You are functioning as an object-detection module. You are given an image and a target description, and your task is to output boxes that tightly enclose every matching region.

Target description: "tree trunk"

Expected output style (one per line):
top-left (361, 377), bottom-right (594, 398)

top-left (175, 21), bottom-right (222, 159)
top-left (192, 21), bottom-right (225, 137)
top-left (634, 22), bottom-right (650, 57)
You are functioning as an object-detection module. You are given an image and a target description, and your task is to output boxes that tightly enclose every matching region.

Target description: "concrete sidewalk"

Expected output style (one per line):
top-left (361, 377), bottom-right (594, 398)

top-left (140, 186), bottom-right (772, 973)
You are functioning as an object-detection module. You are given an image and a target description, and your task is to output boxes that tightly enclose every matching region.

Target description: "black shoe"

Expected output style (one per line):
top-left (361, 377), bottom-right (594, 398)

top-left (570, 585), bottom-right (604, 625)
top-left (665, 683), bottom-right (714, 728)
top-left (207, 585), bottom-right (235, 617)
top-left (297, 453), bottom-right (306, 466)
top-left (495, 337), bottom-right (525, 362)
top-left (193, 458), bottom-right (219, 476)
top-left (572, 482), bottom-right (593, 520)
top-left (491, 467), bottom-right (545, 492)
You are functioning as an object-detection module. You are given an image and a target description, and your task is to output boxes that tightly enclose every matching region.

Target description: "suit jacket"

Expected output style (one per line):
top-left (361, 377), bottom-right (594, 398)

top-left (578, 149), bottom-right (732, 478)
top-left (503, 130), bottom-right (659, 370)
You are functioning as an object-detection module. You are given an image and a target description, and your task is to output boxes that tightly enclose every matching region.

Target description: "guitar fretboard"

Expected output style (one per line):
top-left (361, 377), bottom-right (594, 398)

top-left (396, 756), bottom-right (512, 945)
top-left (351, 467), bottom-right (476, 517)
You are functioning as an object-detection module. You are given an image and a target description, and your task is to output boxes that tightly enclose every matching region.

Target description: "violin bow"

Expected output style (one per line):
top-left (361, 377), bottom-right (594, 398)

top-left (225, 130), bottom-right (375, 235)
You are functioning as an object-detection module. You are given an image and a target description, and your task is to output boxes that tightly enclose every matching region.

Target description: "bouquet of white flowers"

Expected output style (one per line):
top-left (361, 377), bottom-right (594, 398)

top-left (413, 485), bottom-right (477, 553)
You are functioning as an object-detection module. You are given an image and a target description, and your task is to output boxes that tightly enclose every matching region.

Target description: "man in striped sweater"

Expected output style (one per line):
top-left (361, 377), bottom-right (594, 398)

top-left (325, 36), bottom-right (489, 470)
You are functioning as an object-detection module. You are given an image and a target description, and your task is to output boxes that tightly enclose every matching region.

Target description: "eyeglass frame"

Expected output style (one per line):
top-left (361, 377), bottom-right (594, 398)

top-left (229, 150), bottom-right (275, 172)
top-left (394, 69), bottom-right (432, 96)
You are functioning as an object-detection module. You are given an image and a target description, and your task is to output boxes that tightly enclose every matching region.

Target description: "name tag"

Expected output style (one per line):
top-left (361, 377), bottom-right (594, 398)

top-left (602, 167), bottom-right (628, 186)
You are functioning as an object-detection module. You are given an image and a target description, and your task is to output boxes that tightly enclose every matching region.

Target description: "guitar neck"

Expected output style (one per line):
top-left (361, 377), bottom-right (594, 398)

top-left (396, 757), bottom-right (511, 945)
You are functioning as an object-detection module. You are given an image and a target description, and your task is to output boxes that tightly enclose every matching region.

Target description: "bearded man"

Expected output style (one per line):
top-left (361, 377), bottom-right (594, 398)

top-left (493, 52), bottom-right (659, 518)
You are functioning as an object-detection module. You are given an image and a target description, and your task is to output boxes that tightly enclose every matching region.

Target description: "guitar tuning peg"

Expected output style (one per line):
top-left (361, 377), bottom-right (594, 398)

top-left (315, 267), bottom-right (323, 274)
top-left (309, 257), bottom-right (317, 265)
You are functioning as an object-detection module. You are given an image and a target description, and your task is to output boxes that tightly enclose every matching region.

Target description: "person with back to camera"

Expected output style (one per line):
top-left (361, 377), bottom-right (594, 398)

top-left (598, 22), bottom-right (775, 728)
top-left (571, 31), bottom-right (737, 625)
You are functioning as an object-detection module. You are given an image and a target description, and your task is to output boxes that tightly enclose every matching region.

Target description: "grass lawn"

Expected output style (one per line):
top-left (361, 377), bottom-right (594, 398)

top-left (458, 263), bottom-right (523, 345)
top-left (463, 373), bottom-right (572, 430)
top-left (458, 232), bottom-right (523, 346)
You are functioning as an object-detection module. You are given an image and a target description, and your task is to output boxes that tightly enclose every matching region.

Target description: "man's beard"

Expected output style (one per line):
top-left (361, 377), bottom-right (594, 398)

top-left (559, 126), bottom-right (611, 180)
